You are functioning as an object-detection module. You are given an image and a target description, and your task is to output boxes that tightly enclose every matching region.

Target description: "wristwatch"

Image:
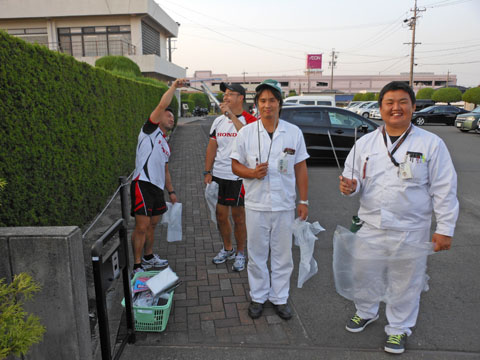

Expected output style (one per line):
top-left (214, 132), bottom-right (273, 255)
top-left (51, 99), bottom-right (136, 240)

top-left (298, 200), bottom-right (309, 206)
top-left (203, 170), bottom-right (211, 176)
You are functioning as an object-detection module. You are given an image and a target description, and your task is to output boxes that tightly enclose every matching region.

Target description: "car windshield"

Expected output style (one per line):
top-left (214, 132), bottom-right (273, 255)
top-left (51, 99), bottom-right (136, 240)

top-left (471, 107), bottom-right (480, 113)
top-left (418, 106), bottom-right (435, 113)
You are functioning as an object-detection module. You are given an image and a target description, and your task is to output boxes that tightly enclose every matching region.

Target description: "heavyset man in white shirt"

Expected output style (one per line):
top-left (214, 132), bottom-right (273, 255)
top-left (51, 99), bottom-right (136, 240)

top-left (204, 83), bottom-right (256, 272)
top-left (231, 79), bottom-right (309, 320)
top-left (339, 81), bottom-right (459, 355)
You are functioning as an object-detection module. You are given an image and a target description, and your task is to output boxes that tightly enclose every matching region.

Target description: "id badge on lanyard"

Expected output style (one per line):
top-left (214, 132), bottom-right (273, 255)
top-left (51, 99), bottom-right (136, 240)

top-left (278, 152), bottom-right (289, 174)
top-left (399, 154), bottom-right (412, 179)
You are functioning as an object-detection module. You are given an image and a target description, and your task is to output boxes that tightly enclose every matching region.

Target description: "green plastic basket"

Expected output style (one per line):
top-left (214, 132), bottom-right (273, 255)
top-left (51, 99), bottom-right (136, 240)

top-left (122, 270), bottom-right (174, 332)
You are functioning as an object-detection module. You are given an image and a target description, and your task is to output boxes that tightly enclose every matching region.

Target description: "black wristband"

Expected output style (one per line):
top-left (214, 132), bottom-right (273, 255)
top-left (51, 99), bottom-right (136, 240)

top-left (168, 190), bottom-right (176, 195)
top-left (203, 170), bottom-right (212, 176)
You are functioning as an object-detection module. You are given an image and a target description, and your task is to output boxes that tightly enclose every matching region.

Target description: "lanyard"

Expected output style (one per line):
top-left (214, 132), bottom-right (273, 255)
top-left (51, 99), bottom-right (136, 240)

top-left (381, 125), bottom-right (411, 167)
top-left (257, 117), bottom-right (278, 164)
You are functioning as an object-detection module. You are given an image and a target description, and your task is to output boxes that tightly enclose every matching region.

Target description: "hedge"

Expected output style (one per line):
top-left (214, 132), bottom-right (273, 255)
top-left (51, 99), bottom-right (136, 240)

top-left (0, 31), bottom-right (177, 226)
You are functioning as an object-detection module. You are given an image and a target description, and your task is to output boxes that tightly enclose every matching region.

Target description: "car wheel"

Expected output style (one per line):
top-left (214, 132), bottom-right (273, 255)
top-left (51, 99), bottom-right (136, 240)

top-left (460, 129), bottom-right (469, 132)
top-left (415, 117), bottom-right (425, 126)
top-left (362, 112), bottom-right (369, 118)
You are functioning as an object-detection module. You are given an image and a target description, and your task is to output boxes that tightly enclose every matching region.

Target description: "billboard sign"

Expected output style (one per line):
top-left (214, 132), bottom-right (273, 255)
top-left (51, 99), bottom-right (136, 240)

top-left (307, 54), bottom-right (322, 70)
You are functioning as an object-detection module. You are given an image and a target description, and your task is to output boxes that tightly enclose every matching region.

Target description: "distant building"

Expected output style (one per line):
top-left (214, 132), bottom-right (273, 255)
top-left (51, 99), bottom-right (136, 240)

top-left (0, 0), bottom-right (185, 81)
top-left (190, 70), bottom-right (457, 106)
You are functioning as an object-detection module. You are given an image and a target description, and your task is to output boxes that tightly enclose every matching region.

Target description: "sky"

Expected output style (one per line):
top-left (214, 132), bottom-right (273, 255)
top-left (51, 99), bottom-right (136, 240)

top-left (154, 0), bottom-right (480, 87)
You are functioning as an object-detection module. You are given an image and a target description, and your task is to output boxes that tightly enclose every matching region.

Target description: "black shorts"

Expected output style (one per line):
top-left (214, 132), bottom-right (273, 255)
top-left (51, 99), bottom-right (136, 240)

top-left (212, 176), bottom-right (244, 207)
top-left (130, 180), bottom-right (167, 217)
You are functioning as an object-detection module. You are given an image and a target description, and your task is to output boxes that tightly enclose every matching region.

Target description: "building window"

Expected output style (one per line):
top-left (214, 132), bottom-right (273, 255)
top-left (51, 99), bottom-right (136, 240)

top-left (7, 28), bottom-right (48, 45)
top-left (316, 82), bottom-right (328, 87)
top-left (434, 80), bottom-right (447, 87)
top-left (57, 25), bottom-right (132, 57)
top-left (141, 21), bottom-right (160, 56)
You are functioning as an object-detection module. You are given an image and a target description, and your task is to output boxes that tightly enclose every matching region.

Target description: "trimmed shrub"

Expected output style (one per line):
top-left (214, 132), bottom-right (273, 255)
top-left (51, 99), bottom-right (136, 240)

top-left (95, 55), bottom-right (141, 77)
top-left (353, 93), bottom-right (365, 101)
top-left (0, 31), bottom-right (177, 226)
top-left (189, 92), bottom-right (210, 109)
top-left (416, 87), bottom-right (435, 100)
top-left (432, 87), bottom-right (462, 103)
top-left (462, 87), bottom-right (480, 106)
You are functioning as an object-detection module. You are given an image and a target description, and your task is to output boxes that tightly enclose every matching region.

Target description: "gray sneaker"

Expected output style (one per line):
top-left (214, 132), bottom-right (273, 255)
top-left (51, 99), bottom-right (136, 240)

top-left (384, 333), bottom-right (407, 354)
top-left (141, 254), bottom-right (168, 269)
top-left (232, 253), bottom-right (246, 272)
top-left (212, 248), bottom-right (236, 264)
top-left (345, 313), bottom-right (379, 333)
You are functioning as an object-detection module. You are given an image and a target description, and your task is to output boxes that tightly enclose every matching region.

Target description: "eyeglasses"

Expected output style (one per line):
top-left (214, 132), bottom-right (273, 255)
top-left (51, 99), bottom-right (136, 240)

top-left (224, 92), bottom-right (240, 97)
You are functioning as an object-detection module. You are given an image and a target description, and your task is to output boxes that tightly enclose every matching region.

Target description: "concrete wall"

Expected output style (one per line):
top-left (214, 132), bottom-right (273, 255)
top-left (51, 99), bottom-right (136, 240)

top-left (0, 227), bottom-right (92, 360)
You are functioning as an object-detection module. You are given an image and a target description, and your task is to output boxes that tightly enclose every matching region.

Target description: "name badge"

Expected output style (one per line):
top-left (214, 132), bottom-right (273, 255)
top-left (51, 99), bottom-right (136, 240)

top-left (399, 161), bottom-right (412, 179)
top-left (278, 152), bottom-right (289, 174)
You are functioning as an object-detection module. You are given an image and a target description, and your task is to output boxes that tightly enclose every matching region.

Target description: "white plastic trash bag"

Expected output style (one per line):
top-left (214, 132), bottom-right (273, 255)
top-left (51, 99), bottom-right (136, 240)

top-left (205, 182), bottom-right (219, 225)
top-left (292, 217), bottom-right (325, 288)
top-left (160, 202), bottom-right (182, 242)
top-left (146, 267), bottom-right (179, 296)
top-left (332, 225), bottom-right (434, 305)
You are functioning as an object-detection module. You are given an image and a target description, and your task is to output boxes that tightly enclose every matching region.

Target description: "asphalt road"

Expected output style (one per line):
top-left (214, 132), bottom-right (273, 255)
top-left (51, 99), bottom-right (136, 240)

top-left (292, 122), bottom-right (480, 357)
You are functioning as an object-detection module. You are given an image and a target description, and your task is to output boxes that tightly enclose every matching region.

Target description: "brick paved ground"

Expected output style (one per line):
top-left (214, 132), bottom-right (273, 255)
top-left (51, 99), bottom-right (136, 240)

top-left (129, 118), bottom-right (311, 347)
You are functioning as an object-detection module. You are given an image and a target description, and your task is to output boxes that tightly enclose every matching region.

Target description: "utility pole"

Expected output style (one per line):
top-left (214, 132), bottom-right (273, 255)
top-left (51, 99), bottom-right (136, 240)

top-left (242, 71), bottom-right (247, 85)
top-left (329, 49), bottom-right (338, 91)
top-left (446, 69), bottom-right (450, 86)
top-left (404, 0), bottom-right (425, 87)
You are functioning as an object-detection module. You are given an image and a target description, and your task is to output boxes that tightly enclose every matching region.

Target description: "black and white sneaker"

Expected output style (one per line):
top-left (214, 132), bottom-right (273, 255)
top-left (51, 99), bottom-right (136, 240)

top-left (345, 313), bottom-right (379, 333)
top-left (384, 333), bottom-right (407, 354)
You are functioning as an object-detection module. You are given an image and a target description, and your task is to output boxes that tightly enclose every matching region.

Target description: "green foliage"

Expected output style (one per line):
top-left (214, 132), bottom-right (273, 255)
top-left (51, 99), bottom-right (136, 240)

top-left (95, 55), bottom-right (141, 77)
top-left (363, 92), bottom-right (375, 101)
top-left (216, 93), bottom-right (224, 103)
top-left (0, 273), bottom-right (45, 359)
top-left (353, 93), bottom-right (365, 101)
top-left (288, 90), bottom-right (297, 97)
top-left (189, 92), bottom-right (210, 109)
top-left (416, 87), bottom-right (435, 100)
top-left (432, 87), bottom-right (462, 103)
top-left (0, 31), bottom-right (177, 226)
top-left (0, 179), bottom-right (5, 206)
top-left (374, 93), bottom-right (379, 100)
top-left (462, 87), bottom-right (480, 106)
top-left (182, 100), bottom-right (195, 112)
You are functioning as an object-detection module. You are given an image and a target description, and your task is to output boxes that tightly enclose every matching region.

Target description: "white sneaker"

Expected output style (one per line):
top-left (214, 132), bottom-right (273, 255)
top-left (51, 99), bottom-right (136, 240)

top-left (232, 253), bottom-right (246, 272)
top-left (141, 254), bottom-right (168, 269)
top-left (212, 248), bottom-right (236, 264)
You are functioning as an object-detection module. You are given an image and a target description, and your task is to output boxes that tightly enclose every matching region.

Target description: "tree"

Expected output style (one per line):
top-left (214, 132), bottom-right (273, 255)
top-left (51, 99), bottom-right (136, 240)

top-left (364, 92), bottom-right (375, 101)
top-left (462, 87), bottom-right (480, 106)
top-left (353, 93), bottom-right (365, 101)
top-left (189, 93), bottom-right (210, 109)
top-left (95, 55), bottom-right (142, 77)
top-left (0, 273), bottom-right (45, 359)
top-left (416, 87), bottom-right (435, 100)
top-left (288, 90), bottom-right (297, 97)
top-left (431, 87), bottom-right (462, 104)
top-left (216, 93), bottom-right (224, 103)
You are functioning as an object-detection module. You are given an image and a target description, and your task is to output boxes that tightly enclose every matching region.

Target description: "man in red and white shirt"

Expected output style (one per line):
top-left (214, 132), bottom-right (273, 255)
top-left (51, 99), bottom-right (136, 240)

top-left (204, 83), bottom-right (256, 272)
top-left (130, 78), bottom-right (188, 275)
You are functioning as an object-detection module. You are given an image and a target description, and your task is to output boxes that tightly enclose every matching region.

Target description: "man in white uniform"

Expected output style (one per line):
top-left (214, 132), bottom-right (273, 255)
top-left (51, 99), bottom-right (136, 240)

top-left (231, 79), bottom-right (309, 320)
top-left (339, 81), bottom-right (459, 354)
top-left (204, 83), bottom-right (256, 271)
top-left (130, 78), bottom-right (188, 275)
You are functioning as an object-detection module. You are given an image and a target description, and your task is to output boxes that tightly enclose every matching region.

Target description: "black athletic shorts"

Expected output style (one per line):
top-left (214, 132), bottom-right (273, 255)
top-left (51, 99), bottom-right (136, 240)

top-left (212, 176), bottom-right (244, 207)
top-left (130, 180), bottom-right (167, 217)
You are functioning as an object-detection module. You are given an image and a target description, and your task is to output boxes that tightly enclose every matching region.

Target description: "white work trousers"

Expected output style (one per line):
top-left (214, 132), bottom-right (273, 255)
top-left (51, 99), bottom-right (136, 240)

top-left (246, 209), bottom-right (294, 305)
top-left (353, 224), bottom-right (430, 336)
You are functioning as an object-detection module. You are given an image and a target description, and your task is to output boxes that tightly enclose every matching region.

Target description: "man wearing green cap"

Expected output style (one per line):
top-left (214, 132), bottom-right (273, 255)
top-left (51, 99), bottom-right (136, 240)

top-left (231, 79), bottom-right (309, 320)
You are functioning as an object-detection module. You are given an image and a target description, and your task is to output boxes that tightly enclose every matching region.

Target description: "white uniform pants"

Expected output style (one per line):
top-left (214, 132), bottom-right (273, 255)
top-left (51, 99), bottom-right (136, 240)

top-left (245, 209), bottom-right (294, 305)
top-left (353, 224), bottom-right (429, 336)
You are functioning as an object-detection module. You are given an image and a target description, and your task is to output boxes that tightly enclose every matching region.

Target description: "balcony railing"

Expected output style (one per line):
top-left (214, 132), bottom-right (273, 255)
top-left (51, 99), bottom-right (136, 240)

top-left (39, 40), bottom-right (136, 57)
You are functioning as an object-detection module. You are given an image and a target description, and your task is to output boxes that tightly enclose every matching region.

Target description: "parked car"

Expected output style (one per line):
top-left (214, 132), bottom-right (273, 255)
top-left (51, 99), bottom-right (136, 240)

top-left (414, 99), bottom-right (435, 111)
top-left (354, 101), bottom-right (377, 117)
top-left (284, 95), bottom-right (336, 107)
top-left (369, 108), bottom-right (382, 120)
top-left (455, 107), bottom-right (480, 132)
top-left (411, 105), bottom-right (468, 126)
top-left (346, 101), bottom-right (362, 109)
top-left (280, 105), bottom-right (379, 161)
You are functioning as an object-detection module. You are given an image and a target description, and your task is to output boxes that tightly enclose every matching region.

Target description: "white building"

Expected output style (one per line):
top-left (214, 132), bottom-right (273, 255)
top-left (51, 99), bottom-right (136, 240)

top-left (0, 0), bottom-right (185, 81)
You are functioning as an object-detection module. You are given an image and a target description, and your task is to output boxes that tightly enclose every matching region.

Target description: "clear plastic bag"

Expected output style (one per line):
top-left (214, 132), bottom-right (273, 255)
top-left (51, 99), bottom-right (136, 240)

top-left (204, 182), bottom-right (219, 225)
top-left (292, 217), bottom-right (325, 288)
top-left (332, 225), bottom-right (434, 305)
top-left (160, 202), bottom-right (182, 242)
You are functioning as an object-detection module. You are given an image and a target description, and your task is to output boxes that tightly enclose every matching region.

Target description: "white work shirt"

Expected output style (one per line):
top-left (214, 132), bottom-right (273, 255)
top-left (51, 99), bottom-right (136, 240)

top-left (231, 119), bottom-right (309, 211)
top-left (133, 119), bottom-right (170, 190)
top-left (343, 125), bottom-right (459, 236)
top-left (210, 112), bottom-right (256, 180)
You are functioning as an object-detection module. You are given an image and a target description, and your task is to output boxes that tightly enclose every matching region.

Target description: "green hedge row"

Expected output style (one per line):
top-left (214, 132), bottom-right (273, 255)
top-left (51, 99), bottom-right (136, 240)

top-left (0, 32), bottom-right (177, 226)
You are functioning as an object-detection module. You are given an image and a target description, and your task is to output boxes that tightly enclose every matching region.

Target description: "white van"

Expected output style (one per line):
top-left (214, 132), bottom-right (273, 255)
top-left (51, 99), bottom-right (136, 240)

top-left (284, 95), bottom-right (336, 107)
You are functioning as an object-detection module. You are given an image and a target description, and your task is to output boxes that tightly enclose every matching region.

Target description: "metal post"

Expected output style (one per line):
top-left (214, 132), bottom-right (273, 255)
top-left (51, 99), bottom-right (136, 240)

top-left (119, 176), bottom-right (129, 227)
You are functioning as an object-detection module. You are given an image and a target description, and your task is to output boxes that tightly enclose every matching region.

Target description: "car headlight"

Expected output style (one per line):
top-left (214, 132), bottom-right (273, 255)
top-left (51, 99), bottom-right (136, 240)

top-left (466, 116), bottom-right (475, 121)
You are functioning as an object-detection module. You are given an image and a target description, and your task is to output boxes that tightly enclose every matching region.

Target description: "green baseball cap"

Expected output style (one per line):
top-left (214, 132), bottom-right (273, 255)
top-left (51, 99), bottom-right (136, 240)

top-left (255, 79), bottom-right (282, 95)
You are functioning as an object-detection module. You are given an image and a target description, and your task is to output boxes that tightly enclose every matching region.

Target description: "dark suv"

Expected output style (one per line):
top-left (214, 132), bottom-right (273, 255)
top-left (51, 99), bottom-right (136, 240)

top-left (411, 105), bottom-right (468, 126)
top-left (280, 106), bottom-right (379, 161)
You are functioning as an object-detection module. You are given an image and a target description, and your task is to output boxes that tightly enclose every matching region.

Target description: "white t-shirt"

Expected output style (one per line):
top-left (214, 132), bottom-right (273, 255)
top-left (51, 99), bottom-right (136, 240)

top-left (230, 119), bottom-right (309, 211)
top-left (210, 112), bottom-right (256, 180)
top-left (133, 119), bottom-right (170, 190)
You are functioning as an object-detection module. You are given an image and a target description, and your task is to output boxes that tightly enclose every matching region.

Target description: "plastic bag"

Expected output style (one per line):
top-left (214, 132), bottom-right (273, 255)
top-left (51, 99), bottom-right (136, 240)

top-left (332, 225), bottom-right (434, 305)
top-left (292, 217), bottom-right (325, 288)
top-left (160, 202), bottom-right (182, 242)
top-left (205, 182), bottom-right (219, 225)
